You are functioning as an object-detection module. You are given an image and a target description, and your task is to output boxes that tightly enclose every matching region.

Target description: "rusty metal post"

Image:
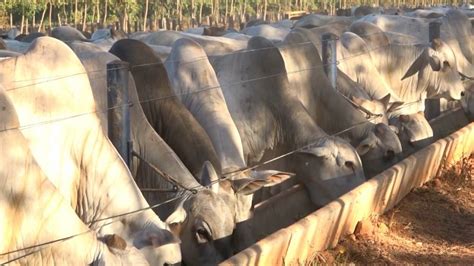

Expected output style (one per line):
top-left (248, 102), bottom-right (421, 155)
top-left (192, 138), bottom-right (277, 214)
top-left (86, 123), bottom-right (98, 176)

top-left (322, 33), bottom-right (338, 89)
top-left (107, 60), bottom-right (132, 168)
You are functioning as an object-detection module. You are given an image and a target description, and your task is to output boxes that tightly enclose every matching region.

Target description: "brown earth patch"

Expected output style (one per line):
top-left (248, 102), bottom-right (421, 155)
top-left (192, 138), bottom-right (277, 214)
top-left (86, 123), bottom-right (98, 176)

top-left (308, 155), bottom-right (474, 265)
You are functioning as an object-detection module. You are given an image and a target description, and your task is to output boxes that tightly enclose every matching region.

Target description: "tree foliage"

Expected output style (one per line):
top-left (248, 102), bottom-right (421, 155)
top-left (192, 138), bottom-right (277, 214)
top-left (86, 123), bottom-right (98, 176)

top-left (0, 0), bottom-right (461, 33)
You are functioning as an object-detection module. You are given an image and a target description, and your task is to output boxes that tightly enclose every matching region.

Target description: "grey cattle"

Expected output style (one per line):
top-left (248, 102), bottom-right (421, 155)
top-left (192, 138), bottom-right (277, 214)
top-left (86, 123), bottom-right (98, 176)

top-left (358, 11), bottom-right (474, 77)
top-left (68, 42), bottom-right (200, 217)
top-left (0, 37), bottom-right (181, 265)
top-left (350, 22), bottom-right (465, 114)
top-left (110, 39), bottom-right (288, 265)
top-left (278, 28), bottom-right (402, 176)
top-left (165, 37), bottom-right (297, 251)
top-left (109, 39), bottom-right (222, 178)
top-left (241, 24), bottom-right (290, 41)
top-left (210, 36), bottom-right (366, 205)
top-left (0, 89), bottom-right (148, 265)
top-left (141, 30), bottom-right (248, 56)
top-left (51, 25), bottom-right (90, 42)
top-left (294, 14), bottom-right (354, 29)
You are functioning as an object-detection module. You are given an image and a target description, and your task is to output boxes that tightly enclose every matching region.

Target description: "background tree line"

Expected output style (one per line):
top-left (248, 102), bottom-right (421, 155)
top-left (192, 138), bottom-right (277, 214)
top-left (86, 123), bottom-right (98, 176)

top-left (0, 0), bottom-right (465, 34)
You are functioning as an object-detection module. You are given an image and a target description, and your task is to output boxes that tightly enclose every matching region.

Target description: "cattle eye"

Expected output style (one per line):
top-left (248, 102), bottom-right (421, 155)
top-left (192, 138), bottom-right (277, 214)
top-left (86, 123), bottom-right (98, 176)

top-left (195, 227), bottom-right (211, 244)
top-left (345, 161), bottom-right (355, 170)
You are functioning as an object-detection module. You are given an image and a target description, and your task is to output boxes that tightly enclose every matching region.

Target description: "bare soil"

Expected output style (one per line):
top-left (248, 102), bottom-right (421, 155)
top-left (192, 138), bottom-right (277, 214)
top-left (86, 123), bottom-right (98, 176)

top-left (310, 155), bottom-right (474, 265)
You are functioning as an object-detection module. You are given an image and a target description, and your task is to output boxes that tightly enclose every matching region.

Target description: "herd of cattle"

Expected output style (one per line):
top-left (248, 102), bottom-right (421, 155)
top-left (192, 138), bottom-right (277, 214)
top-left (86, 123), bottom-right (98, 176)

top-left (1, 6), bottom-right (473, 266)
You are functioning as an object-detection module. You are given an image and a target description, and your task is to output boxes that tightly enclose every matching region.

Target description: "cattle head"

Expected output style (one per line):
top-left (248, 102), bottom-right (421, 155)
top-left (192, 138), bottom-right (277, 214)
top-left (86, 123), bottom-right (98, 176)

top-left (351, 94), bottom-right (404, 124)
top-left (389, 112), bottom-right (434, 151)
top-left (292, 137), bottom-right (365, 207)
top-left (166, 162), bottom-right (290, 265)
top-left (402, 38), bottom-right (465, 101)
top-left (355, 123), bottom-right (403, 177)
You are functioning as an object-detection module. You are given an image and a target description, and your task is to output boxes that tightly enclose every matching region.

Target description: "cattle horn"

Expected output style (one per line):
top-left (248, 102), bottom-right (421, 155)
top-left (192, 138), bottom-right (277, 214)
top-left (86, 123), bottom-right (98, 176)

top-left (199, 161), bottom-right (219, 193)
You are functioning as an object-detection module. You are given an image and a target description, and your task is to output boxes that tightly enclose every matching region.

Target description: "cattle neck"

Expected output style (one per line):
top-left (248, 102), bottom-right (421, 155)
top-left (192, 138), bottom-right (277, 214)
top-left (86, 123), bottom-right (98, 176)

top-left (314, 73), bottom-right (377, 141)
top-left (164, 38), bottom-right (247, 172)
top-left (68, 123), bottom-right (164, 239)
top-left (371, 43), bottom-right (432, 111)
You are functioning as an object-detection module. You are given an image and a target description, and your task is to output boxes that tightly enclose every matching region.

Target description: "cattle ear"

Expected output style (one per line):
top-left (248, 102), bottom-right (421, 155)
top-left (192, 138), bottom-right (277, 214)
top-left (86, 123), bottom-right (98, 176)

top-left (402, 51), bottom-right (426, 80)
top-left (251, 170), bottom-right (294, 187)
top-left (379, 94), bottom-right (391, 108)
top-left (356, 132), bottom-right (377, 155)
top-left (428, 52), bottom-right (441, 72)
top-left (199, 161), bottom-right (220, 193)
top-left (386, 101), bottom-right (404, 113)
top-left (230, 177), bottom-right (267, 195)
top-left (166, 201), bottom-right (187, 226)
top-left (428, 48), bottom-right (441, 71)
top-left (230, 170), bottom-right (294, 195)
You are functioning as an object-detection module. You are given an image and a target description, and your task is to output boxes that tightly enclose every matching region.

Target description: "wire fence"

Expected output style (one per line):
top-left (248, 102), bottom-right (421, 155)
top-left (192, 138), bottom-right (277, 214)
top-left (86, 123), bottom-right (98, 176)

top-left (0, 29), bottom-right (470, 264)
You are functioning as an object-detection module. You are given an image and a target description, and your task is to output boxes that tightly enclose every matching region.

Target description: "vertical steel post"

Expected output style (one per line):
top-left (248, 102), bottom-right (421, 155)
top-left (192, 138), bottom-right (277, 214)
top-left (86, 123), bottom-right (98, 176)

top-left (107, 60), bottom-right (132, 168)
top-left (322, 33), bottom-right (338, 89)
top-left (429, 21), bottom-right (441, 42)
top-left (425, 21), bottom-right (442, 120)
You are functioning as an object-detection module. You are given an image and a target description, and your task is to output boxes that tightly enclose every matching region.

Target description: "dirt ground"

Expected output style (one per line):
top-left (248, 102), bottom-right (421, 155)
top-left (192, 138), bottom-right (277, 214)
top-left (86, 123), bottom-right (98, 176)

top-left (311, 155), bottom-right (474, 265)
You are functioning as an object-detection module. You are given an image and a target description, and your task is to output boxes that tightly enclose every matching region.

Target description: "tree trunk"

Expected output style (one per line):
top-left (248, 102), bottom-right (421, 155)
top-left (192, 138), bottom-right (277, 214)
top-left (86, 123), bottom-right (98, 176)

top-left (91, 1), bottom-right (96, 28)
top-left (10, 12), bottom-right (13, 29)
top-left (177, 0), bottom-right (183, 28)
top-left (263, 0), bottom-right (268, 20)
top-left (91, 2), bottom-right (96, 32)
top-left (48, 2), bottom-right (53, 32)
top-left (82, 0), bottom-right (88, 31)
top-left (63, 4), bottom-right (68, 25)
top-left (225, 0), bottom-right (229, 21)
top-left (58, 13), bottom-right (62, 26)
top-left (32, 14), bottom-right (36, 31)
top-left (74, 0), bottom-right (79, 27)
top-left (38, 2), bottom-right (48, 32)
top-left (96, 0), bottom-right (100, 24)
top-left (25, 18), bottom-right (29, 34)
top-left (143, 0), bottom-right (149, 31)
top-left (103, 0), bottom-right (108, 27)
top-left (20, 14), bottom-right (25, 34)
top-left (199, 0), bottom-right (204, 25)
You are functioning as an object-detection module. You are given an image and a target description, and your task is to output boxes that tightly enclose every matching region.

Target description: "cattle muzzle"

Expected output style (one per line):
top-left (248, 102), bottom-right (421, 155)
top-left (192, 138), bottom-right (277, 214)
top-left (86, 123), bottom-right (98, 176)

top-left (164, 263), bottom-right (182, 266)
top-left (383, 150), bottom-right (396, 162)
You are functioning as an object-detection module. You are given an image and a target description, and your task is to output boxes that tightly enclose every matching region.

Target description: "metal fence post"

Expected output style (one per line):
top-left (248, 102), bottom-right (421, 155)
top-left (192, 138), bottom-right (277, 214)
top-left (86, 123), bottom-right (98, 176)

top-left (425, 21), bottom-right (442, 120)
top-left (322, 33), bottom-right (338, 89)
top-left (107, 60), bottom-right (132, 168)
